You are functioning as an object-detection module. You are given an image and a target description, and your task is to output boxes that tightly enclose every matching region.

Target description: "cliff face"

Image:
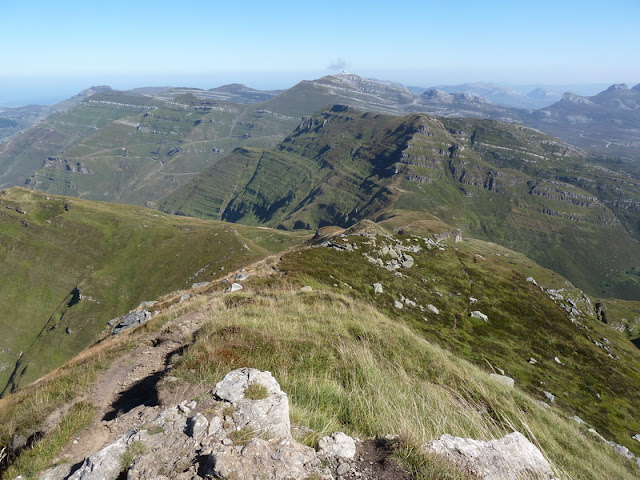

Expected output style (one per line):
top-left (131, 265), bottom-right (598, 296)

top-left (162, 108), bottom-right (640, 299)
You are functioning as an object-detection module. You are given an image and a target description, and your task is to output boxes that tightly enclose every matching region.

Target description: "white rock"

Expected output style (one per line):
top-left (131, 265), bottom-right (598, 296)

top-left (300, 286), bottom-right (313, 292)
top-left (489, 373), bottom-right (514, 388)
top-left (230, 283), bottom-right (243, 292)
top-left (373, 283), bottom-right (383, 294)
top-left (544, 391), bottom-right (555, 403)
top-left (526, 277), bottom-right (538, 285)
top-left (422, 432), bottom-right (554, 480)
top-left (67, 436), bottom-right (129, 480)
top-left (469, 311), bottom-right (488, 322)
top-left (213, 368), bottom-right (291, 437)
top-left (394, 300), bottom-right (403, 309)
top-left (187, 412), bottom-right (209, 438)
top-left (317, 432), bottom-right (357, 459)
top-left (427, 304), bottom-right (439, 315)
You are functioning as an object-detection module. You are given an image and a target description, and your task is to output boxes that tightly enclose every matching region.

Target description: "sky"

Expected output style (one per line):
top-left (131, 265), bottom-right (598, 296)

top-left (1, 0), bottom-right (639, 106)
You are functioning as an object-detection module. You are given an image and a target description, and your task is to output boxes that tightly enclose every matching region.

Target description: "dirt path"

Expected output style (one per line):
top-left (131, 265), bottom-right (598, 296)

top-left (49, 255), bottom-right (285, 467)
top-left (53, 309), bottom-right (208, 466)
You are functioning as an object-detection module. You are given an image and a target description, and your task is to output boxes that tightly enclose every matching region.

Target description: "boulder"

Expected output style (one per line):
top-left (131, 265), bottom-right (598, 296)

top-left (229, 282), bottom-right (243, 292)
top-left (111, 310), bottom-right (151, 334)
top-left (422, 432), bottom-right (555, 480)
top-left (300, 285), bottom-right (313, 292)
top-left (544, 391), bottom-right (555, 403)
top-left (317, 432), bottom-right (357, 459)
top-left (427, 304), bottom-right (439, 315)
top-left (373, 282), bottom-right (383, 294)
top-left (67, 436), bottom-right (129, 480)
top-left (489, 373), bottom-right (514, 388)
top-left (469, 311), bottom-right (488, 322)
top-left (213, 368), bottom-right (290, 437)
top-left (191, 281), bottom-right (210, 289)
top-left (211, 437), bottom-right (328, 480)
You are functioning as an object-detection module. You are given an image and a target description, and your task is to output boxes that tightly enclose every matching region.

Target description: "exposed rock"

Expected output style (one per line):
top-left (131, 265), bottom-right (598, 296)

top-left (111, 310), bottom-right (151, 335)
top-left (234, 272), bottom-right (250, 281)
top-left (41, 368), bottom-right (332, 480)
top-left (213, 368), bottom-right (290, 437)
top-left (489, 373), bottom-right (514, 388)
top-left (469, 310), bottom-right (488, 322)
top-left (610, 442), bottom-right (635, 459)
top-left (210, 437), bottom-right (327, 480)
top-left (300, 285), bottom-right (313, 292)
top-left (67, 435), bottom-right (129, 480)
top-left (422, 432), bottom-right (555, 479)
top-left (427, 304), bottom-right (439, 314)
top-left (179, 293), bottom-right (191, 303)
top-left (553, 356), bottom-right (563, 365)
top-left (317, 432), bottom-right (357, 460)
top-left (229, 282), bottom-right (243, 292)
top-left (528, 357), bottom-right (538, 365)
top-left (570, 415), bottom-right (585, 425)
top-left (187, 412), bottom-right (209, 438)
top-left (544, 391), bottom-right (555, 403)
top-left (372, 282), bottom-right (383, 294)
top-left (633, 433), bottom-right (640, 443)
top-left (191, 281), bottom-right (210, 289)
top-left (38, 464), bottom-right (73, 480)
top-left (394, 300), bottom-right (403, 309)
top-left (526, 277), bottom-right (538, 285)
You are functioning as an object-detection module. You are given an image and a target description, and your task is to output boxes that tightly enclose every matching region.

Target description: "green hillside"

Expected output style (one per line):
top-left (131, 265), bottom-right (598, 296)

top-left (0, 90), bottom-right (299, 206)
top-left (160, 107), bottom-right (640, 300)
top-left (2, 217), bottom-right (640, 479)
top-left (0, 187), bottom-right (308, 394)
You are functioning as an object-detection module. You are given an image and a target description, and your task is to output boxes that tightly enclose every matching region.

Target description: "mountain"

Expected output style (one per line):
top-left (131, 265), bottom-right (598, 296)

top-left (0, 187), bottom-right (308, 394)
top-left (3, 74), bottom-right (640, 208)
top-left (0, 86), bottom-right (111, 143)
top-left (2, 214), bottom-right (640, 478)
top-left (530, 83), bottom-right (640, 159)
top-left (161, 106), bottom-right (640, 300)
top-left (128, 84), bottom-right (281, 104)
top-left (428, 82), bottom-right (562, 109)
top-left (0, 89), bottom-right (299, 205)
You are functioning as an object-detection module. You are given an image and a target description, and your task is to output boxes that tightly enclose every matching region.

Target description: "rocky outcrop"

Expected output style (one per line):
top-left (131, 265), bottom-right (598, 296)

top-left (422, 432), bottom-right (556, 480)
top-left (38, 368), bottom-right (333, 480)
top-left (110, 309), bottom-right (152, 335)
top-left (38, 368), bottom-right (558, 480)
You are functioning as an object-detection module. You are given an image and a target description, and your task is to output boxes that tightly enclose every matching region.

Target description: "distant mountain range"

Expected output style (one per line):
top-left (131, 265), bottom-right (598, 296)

top-left (1, 73), bottom-right (640, 300)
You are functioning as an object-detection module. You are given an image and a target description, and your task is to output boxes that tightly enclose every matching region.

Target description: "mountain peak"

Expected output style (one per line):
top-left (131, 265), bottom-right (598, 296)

top-left (561, 92), bottom-right (592, 104)
top-left (605, 83), bottom-right (629, 92)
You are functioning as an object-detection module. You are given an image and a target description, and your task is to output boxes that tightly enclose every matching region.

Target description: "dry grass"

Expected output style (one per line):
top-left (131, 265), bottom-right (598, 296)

top-left (173, 287), bottom-right (639, 479)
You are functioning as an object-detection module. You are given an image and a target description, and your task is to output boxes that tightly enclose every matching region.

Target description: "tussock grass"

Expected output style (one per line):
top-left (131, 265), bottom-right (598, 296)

top-left (3, 401), bottom-right (95, 478)
top-left (173, 288), bottom-right (639, 479)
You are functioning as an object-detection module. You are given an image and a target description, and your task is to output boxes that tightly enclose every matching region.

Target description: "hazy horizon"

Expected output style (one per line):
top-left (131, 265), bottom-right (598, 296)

top-left (0, 72), bottom-right (625, 108)
top-left (1, 0), bottom-right (638, 107)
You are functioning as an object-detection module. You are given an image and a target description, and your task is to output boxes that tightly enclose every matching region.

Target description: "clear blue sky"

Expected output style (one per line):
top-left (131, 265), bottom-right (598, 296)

top-left (1, 0), bottom-right (639, 105)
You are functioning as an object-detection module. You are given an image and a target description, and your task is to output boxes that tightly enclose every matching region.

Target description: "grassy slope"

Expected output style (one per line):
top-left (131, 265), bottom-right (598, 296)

top-left (3, 227), bottom-right (639, 478)
top-left (0, 187), bottom-right (308, 393)
top-left (15, 92), bottom-right (298, 206)
top-left (160, 107), bottom-right (640, 300)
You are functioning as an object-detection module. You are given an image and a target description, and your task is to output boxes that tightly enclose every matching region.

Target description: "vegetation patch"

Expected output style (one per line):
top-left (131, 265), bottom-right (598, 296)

top-left (244, 382), bottom-right (269, 400)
